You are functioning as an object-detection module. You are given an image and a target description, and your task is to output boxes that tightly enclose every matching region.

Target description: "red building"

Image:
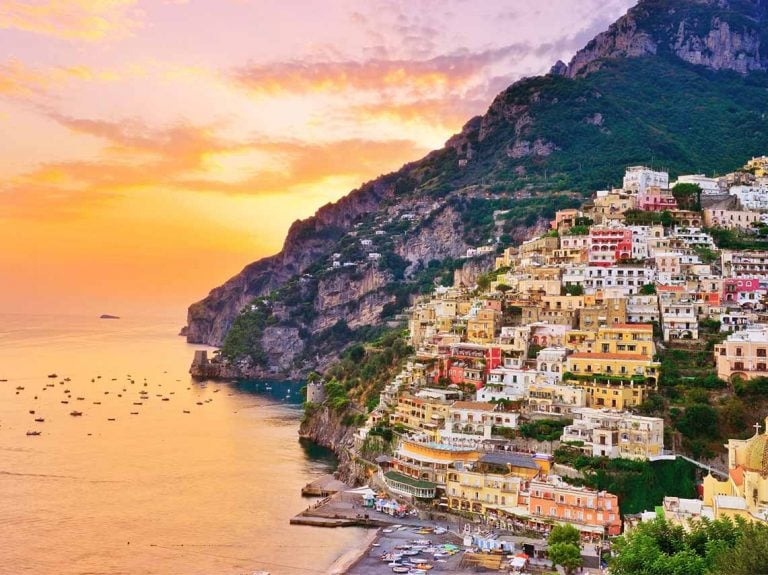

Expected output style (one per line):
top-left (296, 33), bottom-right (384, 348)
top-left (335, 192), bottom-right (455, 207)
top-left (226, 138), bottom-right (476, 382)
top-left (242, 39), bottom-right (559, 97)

top-left (588, 227), bottom-right (633, 267)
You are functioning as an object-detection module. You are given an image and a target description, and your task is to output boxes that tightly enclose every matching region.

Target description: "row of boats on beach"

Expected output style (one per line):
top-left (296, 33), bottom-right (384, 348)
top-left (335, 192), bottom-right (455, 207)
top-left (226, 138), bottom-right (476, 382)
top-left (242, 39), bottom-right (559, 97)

top-left (375, 526), bottom-right (459, 575)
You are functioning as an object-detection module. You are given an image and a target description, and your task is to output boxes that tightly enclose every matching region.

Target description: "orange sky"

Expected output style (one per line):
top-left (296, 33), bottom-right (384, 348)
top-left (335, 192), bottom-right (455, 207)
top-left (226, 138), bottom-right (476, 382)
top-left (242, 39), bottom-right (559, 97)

top-left (0, 0), bottom-right (633, 318)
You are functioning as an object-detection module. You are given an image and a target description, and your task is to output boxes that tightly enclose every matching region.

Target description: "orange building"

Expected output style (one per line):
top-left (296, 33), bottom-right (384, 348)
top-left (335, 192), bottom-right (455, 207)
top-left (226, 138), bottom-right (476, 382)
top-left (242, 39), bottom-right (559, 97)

top-left (528, 476), bottom-right (621, 537)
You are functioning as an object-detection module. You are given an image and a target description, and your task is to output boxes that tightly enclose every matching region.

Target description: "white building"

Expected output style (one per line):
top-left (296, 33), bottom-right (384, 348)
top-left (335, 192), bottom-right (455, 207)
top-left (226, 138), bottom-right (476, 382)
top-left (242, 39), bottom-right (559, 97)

top-left (673, 174), bottom-right (721, 195)
top-left (671, 227), bottom-right (716, 250)
top-left (626, 294), bottom-right (660, 324)
top-left (561, 407), bottom-right (665, 460)
top-left (477, 368), bottom-right (540, 402)
top-left (582, 265), bottom-right (656, 295)
top-left (729, 183), bottom-right (768, 210)
top-left (660, 299), bottom-right (699, 340)
top-left (623, 166), bottom-right (669, 194)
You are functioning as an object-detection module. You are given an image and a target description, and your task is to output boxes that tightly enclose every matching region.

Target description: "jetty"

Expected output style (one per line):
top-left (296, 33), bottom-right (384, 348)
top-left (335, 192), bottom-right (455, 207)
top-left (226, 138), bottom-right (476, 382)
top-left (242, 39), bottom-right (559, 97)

top-left (300, 474), bottom-right (348, 497)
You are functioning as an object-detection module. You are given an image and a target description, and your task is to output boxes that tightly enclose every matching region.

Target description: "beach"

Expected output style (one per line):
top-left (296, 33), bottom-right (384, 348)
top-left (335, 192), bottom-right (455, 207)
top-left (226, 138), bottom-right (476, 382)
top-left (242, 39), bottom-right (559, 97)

top-left (326, 528), bottom-right (380, 574)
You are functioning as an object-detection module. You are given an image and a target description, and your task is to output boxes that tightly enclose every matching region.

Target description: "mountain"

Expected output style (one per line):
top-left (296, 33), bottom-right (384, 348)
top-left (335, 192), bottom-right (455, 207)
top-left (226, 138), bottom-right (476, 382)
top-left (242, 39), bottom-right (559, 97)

top-left (186, 0), bottom-right (768, 378)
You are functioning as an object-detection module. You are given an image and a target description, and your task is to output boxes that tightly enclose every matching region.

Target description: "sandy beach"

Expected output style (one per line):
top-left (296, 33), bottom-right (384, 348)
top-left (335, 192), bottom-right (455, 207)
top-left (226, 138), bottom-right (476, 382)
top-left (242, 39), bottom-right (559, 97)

top-left (325, 528), bottom-right (380, 575)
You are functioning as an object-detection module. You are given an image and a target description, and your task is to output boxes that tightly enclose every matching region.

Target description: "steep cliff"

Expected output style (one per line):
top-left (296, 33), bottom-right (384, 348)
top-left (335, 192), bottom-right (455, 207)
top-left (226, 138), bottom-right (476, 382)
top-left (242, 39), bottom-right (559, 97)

top-left (299, 406), bottom-right (368, 484)
top-left (188, 0), bottom-right (768, 376)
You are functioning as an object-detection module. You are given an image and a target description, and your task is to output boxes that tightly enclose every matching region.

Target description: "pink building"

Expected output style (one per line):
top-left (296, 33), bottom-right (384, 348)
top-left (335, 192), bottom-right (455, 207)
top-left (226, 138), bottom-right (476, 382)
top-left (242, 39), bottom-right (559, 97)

top-left (723, 278), bottom-right (765, 306)
top-left (636, 186), bottom-right (677, 212)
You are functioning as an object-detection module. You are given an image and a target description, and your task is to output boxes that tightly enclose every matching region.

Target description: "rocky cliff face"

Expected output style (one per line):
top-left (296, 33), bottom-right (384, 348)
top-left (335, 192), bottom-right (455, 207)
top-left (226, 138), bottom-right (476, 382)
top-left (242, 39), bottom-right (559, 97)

top-left (563, 0), bottom-right (768, 78)
top-left (299, 406), bottom-right (368, 485)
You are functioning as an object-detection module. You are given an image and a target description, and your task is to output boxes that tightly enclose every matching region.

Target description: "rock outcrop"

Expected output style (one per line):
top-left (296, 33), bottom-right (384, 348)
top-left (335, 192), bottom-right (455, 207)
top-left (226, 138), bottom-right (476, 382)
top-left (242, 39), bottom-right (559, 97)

top-left (299, 406), bottom-right (367, 484)
top-left (565, 0), bottom-right (768, 78)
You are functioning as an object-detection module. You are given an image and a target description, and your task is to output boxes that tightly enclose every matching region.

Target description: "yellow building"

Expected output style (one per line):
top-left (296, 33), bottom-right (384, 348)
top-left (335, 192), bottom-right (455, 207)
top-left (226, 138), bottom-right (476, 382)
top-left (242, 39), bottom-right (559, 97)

top-left (594, 324), bottom-right (656, 359)
top-left (467, 308), bottom-right (501, 344)
top-left (746, 155), bottom-right (768, 177)
top-left (702, 418), bottom-right (768, 524)
top-left (390, 394), bottom-right (451, 438)
top-left (445, 452), bottom-right (545, 516)
top-left (566, 352), bottom-right (659, 381)
top-left (387, 438), bottom-right (480, 497)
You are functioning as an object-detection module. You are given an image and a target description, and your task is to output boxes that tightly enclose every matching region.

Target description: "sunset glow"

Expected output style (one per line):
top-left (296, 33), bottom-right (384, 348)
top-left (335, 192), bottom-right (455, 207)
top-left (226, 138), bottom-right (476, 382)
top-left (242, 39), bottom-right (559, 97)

top-left (1, 0), bottom-right (634, 316)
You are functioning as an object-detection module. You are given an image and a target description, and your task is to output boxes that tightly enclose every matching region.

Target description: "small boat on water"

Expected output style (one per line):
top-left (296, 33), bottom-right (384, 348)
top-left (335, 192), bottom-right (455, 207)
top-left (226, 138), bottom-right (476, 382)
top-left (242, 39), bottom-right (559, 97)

top-left (130, 412), bottom-right (139, 415)
top-left (93, 401), bottom-right (101, 405)
top-left (16, 386), bottom-right (24, 390)
top-left (26, 431), bottom-right (42, 436)
top-left (61, 400), bottom-right (69, 404)
top-left (183, 410), bottom-right (190, 414)
top-left (196, 402), bottom-right (203, 405)
top-left (47, 374), bottom-right (57, 378)
top-left (107, 418), bottom-right (116, 421)
top-left (133, 402), bottom-right (143, 406)
top-left (34, 417), bottom-right (44, 422)
top-left (76, 397), bottom-right (85, 401)
top-left (29, 410), bottom-right (35, 414)
top-left (69, 411), bottom-right (83, 417)
top-left (162, 398), bottom-right (169, 401)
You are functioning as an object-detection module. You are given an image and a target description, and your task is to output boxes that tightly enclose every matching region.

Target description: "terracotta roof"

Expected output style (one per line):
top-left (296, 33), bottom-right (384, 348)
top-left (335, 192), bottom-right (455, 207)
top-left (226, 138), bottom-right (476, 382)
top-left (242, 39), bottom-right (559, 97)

top-left (729, 465), bottom-right (745, 487)
top-left (657, 285), bottom-right (685, 292)
top-left (569, 352), bottom-right (651, 361)
top-left (603, 323), bottom-right (653, 330)
top-left (451, 401), bottom-right (496, 411)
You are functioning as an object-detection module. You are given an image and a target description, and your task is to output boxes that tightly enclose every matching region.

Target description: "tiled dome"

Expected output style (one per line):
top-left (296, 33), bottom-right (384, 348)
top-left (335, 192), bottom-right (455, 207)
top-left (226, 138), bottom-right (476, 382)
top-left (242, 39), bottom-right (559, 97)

top-left (746, 433), bottom-right (768, 474)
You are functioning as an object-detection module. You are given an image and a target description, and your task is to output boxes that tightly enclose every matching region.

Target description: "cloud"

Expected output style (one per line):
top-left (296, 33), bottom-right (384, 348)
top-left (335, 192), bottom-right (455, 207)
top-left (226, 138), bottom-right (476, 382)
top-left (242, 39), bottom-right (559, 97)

top-left (0, 0), bottom-right (142, 41)
top-left (0, 112), bottom-right (429, 218)
top-left (0, 59), bottom-right (123, 99)
top-left (232, 46), bottom-right (523, 98)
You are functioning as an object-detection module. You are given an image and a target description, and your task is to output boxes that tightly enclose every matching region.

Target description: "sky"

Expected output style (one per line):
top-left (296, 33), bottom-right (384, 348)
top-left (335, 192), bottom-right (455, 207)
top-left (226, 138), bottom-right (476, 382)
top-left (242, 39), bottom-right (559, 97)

top-left (0, 0), bottom-right (635, 318)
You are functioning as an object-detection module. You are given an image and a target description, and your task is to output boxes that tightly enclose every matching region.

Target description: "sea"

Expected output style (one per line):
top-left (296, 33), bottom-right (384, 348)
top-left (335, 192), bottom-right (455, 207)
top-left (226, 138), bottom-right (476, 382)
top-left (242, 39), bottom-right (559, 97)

top-left (0, 314), bottom-right (364, 575)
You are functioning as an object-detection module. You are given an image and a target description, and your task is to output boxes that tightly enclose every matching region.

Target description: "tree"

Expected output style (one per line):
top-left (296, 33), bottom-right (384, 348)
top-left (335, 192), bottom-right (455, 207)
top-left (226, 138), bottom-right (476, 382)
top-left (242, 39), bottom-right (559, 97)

top-left (713, 520), bottom-right (768, 575)
top-left (549, 524), bottom-right (580, 547)
top-left (639, 283), bottom-right (656, 295)
top-left (671, 183), bottom-right (702, 211)
top-left (548, 542), bottom-right (582, 575)
top-left (676, 404), bottom-right (718, 439)
top-left (563, 284), bottom-right (585, 296)
top-left (476, 273), bottom-right (492, 291)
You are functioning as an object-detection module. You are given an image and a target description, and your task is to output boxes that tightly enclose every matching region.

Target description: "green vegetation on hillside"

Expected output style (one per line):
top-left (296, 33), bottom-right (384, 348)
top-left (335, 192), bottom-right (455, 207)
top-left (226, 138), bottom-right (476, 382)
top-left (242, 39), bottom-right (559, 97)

top-left (220, 304), bottom-right (275, 365)
top-left (555, 447), bottom-right (697, 515)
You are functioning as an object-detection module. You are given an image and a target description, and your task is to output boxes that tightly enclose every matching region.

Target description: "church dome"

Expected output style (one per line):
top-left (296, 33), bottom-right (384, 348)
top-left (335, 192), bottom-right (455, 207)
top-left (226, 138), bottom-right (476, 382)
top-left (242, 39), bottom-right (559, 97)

top-left (746, 433), bottom-right (768, 474)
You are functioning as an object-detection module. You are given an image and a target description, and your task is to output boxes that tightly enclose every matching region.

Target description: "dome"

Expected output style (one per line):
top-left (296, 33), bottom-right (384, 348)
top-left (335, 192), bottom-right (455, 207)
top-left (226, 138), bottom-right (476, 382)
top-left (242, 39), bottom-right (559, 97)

top-left (745, 433), bottom-right (768, 474)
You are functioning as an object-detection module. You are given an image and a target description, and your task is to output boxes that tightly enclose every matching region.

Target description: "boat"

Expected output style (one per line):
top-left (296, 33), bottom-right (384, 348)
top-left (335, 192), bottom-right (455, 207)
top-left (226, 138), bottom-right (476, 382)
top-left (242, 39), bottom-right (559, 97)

top-left (47, 374), bottom-right (57, 378)
top-left (61, 400), bottom-right (69, 404)
top-left (69, 411), bottom-right (83, 416)
top-left (130, 412), bottom-right (139, 415)
top-left (64, 377), bottom-right (71, 382)
top-left (16, 386), bottom-right (24, 390)
top-left (29, 410), bottom-right (35, 414)
top-left (34, 417), bottom-right (44, 423)
top-left (107, 418), bottom-right (116, 421)
top-left (133, 402), bottom-right (143, 406)
top-left (392, 568), bottom-right (409, 574)
top-left (100, 314), bottom-right (120, 320)
top-left (93, 401), bottom-right (101, 405)
top-left (161, 398), bottom-right (169, 401)
top-left (76, 397), bottom-right (85, 401)
top-left (183, 410), bottom-right (190, 414)
top-left (196, 402), bottom-right (203, 405)
top-left (26, 431), bottom-right (42, 436)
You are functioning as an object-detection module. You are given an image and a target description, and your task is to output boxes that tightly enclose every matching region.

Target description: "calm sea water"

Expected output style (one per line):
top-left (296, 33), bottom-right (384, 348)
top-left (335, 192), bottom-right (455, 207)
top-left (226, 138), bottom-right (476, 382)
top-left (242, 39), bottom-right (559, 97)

top-left (0, 314), bottom-right (363, 575)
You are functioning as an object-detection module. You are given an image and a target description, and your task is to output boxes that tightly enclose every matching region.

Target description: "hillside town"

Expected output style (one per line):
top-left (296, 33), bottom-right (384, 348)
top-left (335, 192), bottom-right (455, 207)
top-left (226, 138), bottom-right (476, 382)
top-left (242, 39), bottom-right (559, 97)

top-left (305, 156), bottom-right (768, 570)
